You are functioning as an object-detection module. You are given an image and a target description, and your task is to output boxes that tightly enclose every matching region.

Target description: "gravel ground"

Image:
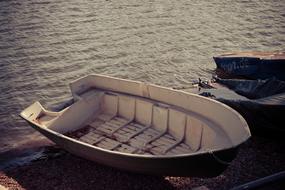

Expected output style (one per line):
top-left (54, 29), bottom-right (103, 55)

top-left (0, 136), bottom-right (285, 190)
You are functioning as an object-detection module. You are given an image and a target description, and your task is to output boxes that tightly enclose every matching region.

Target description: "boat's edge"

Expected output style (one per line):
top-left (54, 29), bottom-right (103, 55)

top-left (213, 51), bottom-right (285, 59)
top-left (69, 74), bottom-right (251, 146)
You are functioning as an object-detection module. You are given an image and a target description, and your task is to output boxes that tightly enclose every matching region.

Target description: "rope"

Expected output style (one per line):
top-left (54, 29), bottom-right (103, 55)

top-left (208, 150), bottom-right (231, 165)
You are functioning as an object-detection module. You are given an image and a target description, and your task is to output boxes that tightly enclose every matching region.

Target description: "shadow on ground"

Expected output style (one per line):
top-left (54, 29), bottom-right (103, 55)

top-left (2, 150), bottom-right (174, 190)
top-left (1, 136), bottom-right (285, 190)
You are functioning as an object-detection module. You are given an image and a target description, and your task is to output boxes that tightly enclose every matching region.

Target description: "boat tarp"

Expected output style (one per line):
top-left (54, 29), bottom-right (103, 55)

top-left (197, 77), bottom-right (285, 136)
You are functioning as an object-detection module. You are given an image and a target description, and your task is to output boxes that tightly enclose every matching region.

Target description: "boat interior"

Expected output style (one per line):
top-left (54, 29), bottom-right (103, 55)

top-left (26, 87), bottom-right (236, 156)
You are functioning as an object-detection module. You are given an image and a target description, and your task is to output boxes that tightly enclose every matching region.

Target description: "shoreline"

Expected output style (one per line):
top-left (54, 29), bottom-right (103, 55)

top-left (1, 136), bottom-right (285, 190)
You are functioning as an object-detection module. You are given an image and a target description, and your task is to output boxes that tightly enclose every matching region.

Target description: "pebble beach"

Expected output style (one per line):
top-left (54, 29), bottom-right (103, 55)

top-left (1, 136), bottom-right (284, 190)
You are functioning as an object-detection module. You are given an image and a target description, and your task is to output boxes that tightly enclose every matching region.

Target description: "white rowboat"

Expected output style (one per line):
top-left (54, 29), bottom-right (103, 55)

top-left (20, 75), bottom-right (251, 176)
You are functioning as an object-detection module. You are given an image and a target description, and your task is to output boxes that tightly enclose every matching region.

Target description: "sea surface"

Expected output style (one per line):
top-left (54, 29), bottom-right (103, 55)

top-left (0, 0), bottom-right (284, 167)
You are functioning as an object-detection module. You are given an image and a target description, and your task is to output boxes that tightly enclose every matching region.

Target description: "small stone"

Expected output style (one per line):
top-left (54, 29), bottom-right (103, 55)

top-left (192, 185), bottom-right (209, 190)
top-left (0, 185), bottom-right (8, 190)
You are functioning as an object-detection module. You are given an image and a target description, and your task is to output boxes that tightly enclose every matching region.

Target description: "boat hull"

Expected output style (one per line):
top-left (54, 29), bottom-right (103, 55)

top-left (20, 74), bottom-right (250, 177)
top-left (26, 120), bottom-right (237, 177)
top-left (220, 96), bottom-right (285, 138)
top-left (213, 56), bottom-right (285, 80)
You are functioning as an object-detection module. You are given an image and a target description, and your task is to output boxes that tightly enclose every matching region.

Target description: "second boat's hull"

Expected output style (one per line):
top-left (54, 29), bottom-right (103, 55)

top-left (213, 56), bottom-right (285, 80)
top-left (26, 120), bottom-right (237, 177)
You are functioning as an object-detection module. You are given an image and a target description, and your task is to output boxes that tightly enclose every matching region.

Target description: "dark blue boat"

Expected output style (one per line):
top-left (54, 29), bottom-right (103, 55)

top-left (193, 77), bottom-right (285, 137)
top-left (213, 52), bottom-right (285, 81)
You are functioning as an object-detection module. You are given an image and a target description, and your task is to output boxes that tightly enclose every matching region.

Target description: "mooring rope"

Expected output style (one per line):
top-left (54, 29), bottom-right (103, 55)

top-left (208, 150), bottom-right (231, 165)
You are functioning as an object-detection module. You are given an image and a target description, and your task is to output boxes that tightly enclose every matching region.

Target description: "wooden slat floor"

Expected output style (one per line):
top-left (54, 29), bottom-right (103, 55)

top-left (66, 114), bottom-right (194, 155)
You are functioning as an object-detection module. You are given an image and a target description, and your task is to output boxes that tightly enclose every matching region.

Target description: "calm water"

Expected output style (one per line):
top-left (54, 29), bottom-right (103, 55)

top-left (0, 0), bottom-right (284, 159)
